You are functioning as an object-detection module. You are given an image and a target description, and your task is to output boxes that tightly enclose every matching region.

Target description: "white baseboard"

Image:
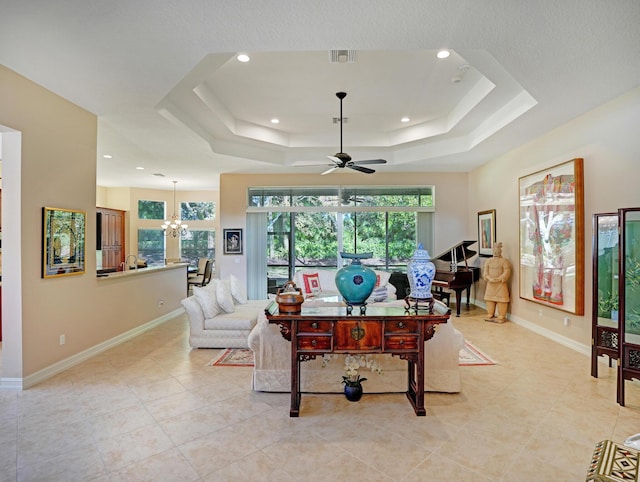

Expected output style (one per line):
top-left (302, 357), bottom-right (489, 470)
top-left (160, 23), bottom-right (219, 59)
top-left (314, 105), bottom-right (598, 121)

top-left (468, 300), bottom-right (591, 357)
top-left (0, 308), bottom-right (184, 391)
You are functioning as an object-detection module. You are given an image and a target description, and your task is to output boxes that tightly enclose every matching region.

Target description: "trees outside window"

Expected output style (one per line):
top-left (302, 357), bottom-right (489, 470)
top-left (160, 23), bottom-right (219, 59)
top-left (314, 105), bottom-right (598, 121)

top-left (181, 229), bottom-right (215, 268)
top-left (138, 229), bottom-right (165, 266)
top-left (138, 200), bottom-right (165, 220)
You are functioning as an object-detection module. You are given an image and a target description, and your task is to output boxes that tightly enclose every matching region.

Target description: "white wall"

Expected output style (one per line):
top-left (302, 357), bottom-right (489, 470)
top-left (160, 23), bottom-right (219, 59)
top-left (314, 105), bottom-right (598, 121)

top-left (469, 86), bottom-right (640, 347)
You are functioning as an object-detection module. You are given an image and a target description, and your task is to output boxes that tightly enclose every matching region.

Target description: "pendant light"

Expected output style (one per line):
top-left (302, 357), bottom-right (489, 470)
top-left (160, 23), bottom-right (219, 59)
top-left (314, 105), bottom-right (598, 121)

top-left (161, 180), bottom-right (189, 237)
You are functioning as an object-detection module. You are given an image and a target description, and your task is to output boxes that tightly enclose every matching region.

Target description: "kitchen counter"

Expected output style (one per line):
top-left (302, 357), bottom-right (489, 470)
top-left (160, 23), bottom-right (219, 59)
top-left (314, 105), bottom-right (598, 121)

top-left (96, 262), bottom-right (189, 280)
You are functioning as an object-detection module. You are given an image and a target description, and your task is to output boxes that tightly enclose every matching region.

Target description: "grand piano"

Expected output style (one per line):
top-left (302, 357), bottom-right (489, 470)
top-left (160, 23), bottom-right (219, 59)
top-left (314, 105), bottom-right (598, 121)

top-left (432, 240), bottom-right (480, 317)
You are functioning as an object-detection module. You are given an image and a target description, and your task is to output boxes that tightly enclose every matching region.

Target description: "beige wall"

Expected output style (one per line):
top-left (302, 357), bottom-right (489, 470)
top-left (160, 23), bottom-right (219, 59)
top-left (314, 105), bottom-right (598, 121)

top-left (0, 65), bottom-right (187, 383)
top-left (97, 186), bottom-right (218, 262)
top-left (219, 171), bottom-right (469, 284)
top-left (469, 86), bottom-right (640, 348)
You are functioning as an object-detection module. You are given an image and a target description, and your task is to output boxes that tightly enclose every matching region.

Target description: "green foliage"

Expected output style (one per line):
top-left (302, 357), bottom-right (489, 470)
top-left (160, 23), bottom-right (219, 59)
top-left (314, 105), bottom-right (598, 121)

top-left (181, 202), bottom-right (215, 221)
top-left (138, 200), bottom-right (164, 220)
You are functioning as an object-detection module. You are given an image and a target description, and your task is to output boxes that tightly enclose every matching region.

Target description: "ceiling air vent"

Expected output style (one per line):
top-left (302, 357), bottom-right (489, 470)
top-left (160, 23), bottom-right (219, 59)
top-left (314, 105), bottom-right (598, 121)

top-left (329, 50), bottom-right (357, 63)
top-left (332, 117), bottom-right (348, 124)
top-left (153, 173), bottom-right (166, 177)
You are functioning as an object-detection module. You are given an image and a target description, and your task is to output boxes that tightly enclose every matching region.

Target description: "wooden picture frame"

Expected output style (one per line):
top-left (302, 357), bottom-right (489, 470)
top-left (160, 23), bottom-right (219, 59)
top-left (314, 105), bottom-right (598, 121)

top-left (43, 207), bottom-right (86, 278)
top-left (477, 209), bottom-right (496, 257)
top-left (518, 158), bottom-right (584, 315)
top-left (223, 228), bottom-right (243, 255)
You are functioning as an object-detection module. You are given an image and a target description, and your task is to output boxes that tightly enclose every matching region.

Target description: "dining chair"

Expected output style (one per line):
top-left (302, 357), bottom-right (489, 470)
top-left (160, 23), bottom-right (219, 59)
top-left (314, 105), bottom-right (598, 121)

top-left (188, 259), bottom-right (213, 289)
top-left (188, 257), bottom-right (209, 279)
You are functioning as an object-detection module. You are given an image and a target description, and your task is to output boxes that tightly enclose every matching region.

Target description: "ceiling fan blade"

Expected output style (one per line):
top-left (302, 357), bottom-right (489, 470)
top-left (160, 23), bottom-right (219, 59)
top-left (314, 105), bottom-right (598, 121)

top-left (327, 155), bottom-right (342, 165)
top-left (352, 159), bottom-right (387, 165)
top-left (348, 165), bottom-right (375, 174)
top-left (321, 166), bottom-right (338, 175)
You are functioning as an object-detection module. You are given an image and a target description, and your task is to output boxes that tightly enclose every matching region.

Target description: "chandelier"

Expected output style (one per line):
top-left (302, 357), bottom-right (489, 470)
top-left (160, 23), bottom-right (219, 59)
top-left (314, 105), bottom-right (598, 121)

top-left (161, 180), bottom-right (189, 238)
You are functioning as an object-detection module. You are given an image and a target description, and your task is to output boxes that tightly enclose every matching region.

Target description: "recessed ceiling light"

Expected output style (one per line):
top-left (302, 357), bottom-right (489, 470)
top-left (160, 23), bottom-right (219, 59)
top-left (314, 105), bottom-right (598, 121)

top-left (401, 117), bottom-right (410, 123)
top-left (103, 154), bottom-right (112, 159)
top-left (237, 53), bottom-right (250, 62)
top-left (135, 166), bottom-right (144, 170)
top-left (270, 118), bottom-right (280, 124)
top-left (436, 50), bottom-right (450, 59)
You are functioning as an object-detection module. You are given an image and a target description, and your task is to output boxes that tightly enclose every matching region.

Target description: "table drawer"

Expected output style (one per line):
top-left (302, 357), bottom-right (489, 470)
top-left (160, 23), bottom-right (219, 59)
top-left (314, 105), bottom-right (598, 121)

top-left (384, 335), bottom-right (418, 350)
top-left (297, 335), bottom-right (332, 351)
top-left (384, 319), bottom-right (417, 334)
top-left (298, 320), bottom-right (332, 333)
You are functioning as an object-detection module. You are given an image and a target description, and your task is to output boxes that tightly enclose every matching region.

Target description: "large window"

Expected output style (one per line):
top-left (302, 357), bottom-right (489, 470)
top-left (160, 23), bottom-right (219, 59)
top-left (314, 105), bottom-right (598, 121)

top-left (181, 229), bottom-right (215, 267)
top-left (180, 201), bottom-right (215, 221)
top-left (137, 229), bottom-right (165, 266)
top-left (138, 200), bottom-right (165, 220)
top-left (256, 186), bottom-right (434, 286)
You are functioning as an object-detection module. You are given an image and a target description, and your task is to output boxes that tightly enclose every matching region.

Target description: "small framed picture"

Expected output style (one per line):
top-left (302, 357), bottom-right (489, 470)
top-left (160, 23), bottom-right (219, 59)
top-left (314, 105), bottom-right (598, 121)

top-left (477, 209), bottom-right (496, 257)
top-left (223, 228), bottom-right (243, 255)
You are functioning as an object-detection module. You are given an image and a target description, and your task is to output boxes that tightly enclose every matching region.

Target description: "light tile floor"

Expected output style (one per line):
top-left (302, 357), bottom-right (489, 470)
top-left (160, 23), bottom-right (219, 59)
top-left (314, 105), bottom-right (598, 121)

top-left (1, 305), bottom-right (639, 481)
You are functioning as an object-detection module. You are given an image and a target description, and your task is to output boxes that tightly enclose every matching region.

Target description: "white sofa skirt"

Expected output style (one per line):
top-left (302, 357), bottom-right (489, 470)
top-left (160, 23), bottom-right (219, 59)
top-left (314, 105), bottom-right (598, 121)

top-left (247, 301), bottom-right (464, 393)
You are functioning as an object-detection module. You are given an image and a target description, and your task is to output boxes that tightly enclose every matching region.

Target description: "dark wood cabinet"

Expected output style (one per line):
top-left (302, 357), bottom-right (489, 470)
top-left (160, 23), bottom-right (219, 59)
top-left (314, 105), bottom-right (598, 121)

top-left (97, 207), bottom-right (125, 270)
top-left (267, 305), bottom-right (450, 417)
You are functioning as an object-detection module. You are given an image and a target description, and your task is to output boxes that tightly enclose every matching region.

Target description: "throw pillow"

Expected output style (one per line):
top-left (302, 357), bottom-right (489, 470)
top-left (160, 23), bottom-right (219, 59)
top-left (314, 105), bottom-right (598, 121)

top-left (229, 273), bottom-right (248, 304)
top-left (375, 270), bottom-right (392, 288)
top-left (193, 282), bottom-right (221, 319)
top-left (369, 285), bottom-right (388, 303)
top-left (216, 279), bottom-right (235, 313)
top-left (302, 272), bottom-right (322, 296)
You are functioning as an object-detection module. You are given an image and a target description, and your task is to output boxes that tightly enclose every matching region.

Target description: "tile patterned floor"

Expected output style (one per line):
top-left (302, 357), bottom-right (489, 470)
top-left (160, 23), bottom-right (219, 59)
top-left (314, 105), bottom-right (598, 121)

top-left (1, 305), bottom-right (639, 481)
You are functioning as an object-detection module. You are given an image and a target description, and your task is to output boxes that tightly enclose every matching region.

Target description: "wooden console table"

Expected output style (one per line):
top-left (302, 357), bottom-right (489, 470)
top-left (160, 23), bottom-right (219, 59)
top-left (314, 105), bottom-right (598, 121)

top-left (266, 303), bottom-right (450, 417)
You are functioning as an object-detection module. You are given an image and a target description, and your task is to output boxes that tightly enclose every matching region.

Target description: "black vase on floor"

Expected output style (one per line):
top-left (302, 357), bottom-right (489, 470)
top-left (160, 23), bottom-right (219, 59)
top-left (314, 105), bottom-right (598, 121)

top-left (344, 384), bottom-right (363, 402)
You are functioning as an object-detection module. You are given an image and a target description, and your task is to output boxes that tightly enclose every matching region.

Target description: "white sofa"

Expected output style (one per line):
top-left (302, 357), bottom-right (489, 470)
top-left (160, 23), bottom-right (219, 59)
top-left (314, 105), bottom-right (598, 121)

top-left (292, 268), bottom-right (397, 303)
top-left (247, 299), bottom-right (464, 393)
top-left (181, 275), bottom-right (271, 348)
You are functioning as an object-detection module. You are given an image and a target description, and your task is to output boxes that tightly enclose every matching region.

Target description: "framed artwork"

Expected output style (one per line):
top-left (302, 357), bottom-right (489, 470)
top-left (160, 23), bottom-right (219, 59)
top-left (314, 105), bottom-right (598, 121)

top-left (223, 228), bottom-right (243, 255)
top-left (518, 158), bottom-right (584, 315)
top-left (477, 209), bottom-right (496, 257)
top-left (42, 207), bottom-right (86, 278)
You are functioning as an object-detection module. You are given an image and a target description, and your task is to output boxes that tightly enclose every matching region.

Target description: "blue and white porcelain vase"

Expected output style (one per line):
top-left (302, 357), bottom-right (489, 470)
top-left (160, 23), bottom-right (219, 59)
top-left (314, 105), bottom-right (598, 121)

top-left (335, 252), bottom-right (377, 305)
top-left (407, 244), bottom-right (436, 300)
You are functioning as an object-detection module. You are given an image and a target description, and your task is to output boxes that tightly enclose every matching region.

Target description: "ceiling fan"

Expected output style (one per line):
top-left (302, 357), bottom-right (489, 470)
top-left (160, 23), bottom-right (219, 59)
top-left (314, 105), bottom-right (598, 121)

top-left (315, 92), bottom-right (387, 175)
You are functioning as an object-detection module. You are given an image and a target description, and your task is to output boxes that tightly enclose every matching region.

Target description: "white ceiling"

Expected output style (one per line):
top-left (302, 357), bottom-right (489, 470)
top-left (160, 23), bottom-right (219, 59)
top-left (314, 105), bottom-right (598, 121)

top-left (1, 1), bottom-right (639, 191)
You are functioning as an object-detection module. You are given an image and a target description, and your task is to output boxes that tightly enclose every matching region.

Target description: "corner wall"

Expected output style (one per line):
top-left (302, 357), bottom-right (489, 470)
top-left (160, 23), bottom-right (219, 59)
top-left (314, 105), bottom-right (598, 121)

top-left (469, 86), bottom-right (640, 348)
top-left (0, 65), bottom-right (186, 384)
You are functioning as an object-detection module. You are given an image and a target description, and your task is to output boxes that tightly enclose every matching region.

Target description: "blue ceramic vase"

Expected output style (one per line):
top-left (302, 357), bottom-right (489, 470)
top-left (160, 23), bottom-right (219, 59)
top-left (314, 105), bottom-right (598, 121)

top-left (335, 252), bottom-right (376, 305)
top-left (344, 384), bottom-right (363, 402)
top-left (407, 244), bottom-right (436, 300)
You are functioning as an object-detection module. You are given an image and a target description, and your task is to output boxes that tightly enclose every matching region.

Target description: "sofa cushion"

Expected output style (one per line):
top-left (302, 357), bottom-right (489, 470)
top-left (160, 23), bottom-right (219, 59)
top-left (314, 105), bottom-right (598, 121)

top-left (368, 285), bottom-right (388, 302)
top-left (193, 284), bottom-right (221, 319)
top-left (302, 272), bottom-right (322, 295)
top-left (229, 274), bottom-right (247, 304)
top-left (375, 270), bottom-right (392, 288)
top-left (216, 279), bottom-right (235, 313)
top-left (203, 302), bottom-right (263, 331)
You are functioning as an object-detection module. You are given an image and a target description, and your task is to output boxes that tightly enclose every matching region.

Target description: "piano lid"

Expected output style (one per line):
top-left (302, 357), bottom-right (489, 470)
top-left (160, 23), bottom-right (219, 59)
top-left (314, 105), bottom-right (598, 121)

top-left (433, 240), bottom-right (477, 263)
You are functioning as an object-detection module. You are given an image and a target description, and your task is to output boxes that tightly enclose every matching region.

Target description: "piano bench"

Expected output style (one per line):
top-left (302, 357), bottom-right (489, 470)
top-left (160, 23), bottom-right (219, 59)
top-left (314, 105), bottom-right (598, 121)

top-left (432, 289), bottom-right (451, 306)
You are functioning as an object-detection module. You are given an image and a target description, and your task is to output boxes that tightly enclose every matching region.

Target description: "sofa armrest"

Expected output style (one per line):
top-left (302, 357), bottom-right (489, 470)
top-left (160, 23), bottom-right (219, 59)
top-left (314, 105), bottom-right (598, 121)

top-left (181, 296), bottom-right (205, 336)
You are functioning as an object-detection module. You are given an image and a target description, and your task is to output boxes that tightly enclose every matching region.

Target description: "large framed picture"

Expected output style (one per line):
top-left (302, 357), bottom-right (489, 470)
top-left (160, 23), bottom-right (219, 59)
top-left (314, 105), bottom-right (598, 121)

top-left (42, 207), bottom-right (86, 278)
top-left (518, 158), bottom-right (584, 315)
top-left (477, 209), bottom-right (496, 257)
top-left (223, 228), bottom-right (243, 255)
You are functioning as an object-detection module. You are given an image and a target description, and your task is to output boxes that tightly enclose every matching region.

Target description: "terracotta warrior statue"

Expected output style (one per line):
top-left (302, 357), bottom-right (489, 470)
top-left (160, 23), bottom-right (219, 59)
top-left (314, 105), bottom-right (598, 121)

top-left (483, 242), bottom-right (512, 323)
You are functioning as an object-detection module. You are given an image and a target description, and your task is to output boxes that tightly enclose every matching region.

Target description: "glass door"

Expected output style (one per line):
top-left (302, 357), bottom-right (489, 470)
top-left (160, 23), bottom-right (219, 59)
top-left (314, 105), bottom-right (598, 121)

top-left (591, 213), bottom-right (619, 378)
top-left (618, 207), bottom-right (640, 405)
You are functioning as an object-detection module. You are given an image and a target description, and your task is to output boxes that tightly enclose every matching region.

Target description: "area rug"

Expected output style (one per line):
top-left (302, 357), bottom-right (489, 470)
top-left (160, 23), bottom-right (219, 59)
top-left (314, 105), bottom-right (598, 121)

top-left (208, 348), bottom-right (254, 366)
top-left (459, 341), bottom-right (496, 366)
top-left (208, 341), bottom-right (495, 367)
